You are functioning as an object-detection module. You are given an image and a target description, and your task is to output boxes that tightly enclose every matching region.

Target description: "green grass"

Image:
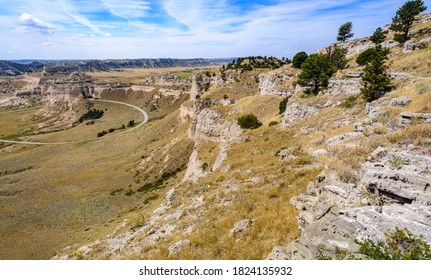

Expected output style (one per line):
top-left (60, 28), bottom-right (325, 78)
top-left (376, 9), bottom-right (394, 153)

top-left (170, 70), bottom-right (194, 79)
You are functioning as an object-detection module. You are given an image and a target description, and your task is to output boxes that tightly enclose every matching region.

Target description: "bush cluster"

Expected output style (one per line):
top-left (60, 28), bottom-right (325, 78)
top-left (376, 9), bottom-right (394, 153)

top-left (237, 114), bottom-right (262, 129)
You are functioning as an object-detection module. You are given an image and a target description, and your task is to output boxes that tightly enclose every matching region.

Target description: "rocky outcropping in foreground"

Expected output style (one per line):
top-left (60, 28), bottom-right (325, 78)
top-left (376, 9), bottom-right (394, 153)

top-left (268, 148), bottom-right (431, 260)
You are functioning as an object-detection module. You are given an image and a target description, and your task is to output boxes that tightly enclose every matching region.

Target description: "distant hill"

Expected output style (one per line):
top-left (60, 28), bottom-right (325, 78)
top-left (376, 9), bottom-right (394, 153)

top-left (0, 58), bottom-right (233, 76)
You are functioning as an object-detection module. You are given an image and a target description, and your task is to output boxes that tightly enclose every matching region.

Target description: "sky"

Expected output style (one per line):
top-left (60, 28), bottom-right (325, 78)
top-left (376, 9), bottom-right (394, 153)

top-left (0, 0), bottom-right (429, 60)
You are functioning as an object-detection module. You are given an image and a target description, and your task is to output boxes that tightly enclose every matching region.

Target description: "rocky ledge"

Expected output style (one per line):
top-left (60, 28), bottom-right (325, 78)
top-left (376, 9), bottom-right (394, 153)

top-left (268, 148), bottom-right (431, 260)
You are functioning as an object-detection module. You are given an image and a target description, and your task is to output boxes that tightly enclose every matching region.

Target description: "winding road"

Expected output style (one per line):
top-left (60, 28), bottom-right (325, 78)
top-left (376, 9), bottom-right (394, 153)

top-left (0, 99), bottom-right (149, 145)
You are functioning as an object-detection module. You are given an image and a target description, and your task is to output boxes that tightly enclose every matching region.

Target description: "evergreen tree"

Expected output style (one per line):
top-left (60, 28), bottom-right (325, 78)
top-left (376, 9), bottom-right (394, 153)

top-left (360, 45), bottom-right (392, 102)
top-left (370, 27), bottom-right (386, 44)
top-left (325, 46), bottom-right (348, 71)
top-left (298, 54), bottom-right (334, 94)
top-left (292, 51), bottom-right (308, 68)
top-left (390, 0), bottom-right (427, 43)
top-left (337, 22), bottom-right (354, 42)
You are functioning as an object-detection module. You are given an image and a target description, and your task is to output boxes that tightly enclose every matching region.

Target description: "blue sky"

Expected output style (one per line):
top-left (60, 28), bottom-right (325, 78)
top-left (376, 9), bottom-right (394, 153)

top-left (0, 0), bottom-right (429, 59)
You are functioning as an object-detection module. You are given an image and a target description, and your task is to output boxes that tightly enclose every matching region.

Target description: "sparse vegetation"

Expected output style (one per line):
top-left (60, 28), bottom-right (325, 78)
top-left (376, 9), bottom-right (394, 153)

top-left (278, 95), bottom-right (291, 114)
top-left (356, 228), bottom-right (431, 260)
top-left (339, 95), bottom-right (358, 108)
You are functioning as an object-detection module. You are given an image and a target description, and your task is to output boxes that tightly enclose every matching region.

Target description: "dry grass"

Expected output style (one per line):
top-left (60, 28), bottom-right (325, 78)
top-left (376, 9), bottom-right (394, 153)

top-left (0, 98), bottom-right (192, 259)
top-left (196, 141), bottom-right (220, 171)
top-left (140, 121), bottom-right (322, 259)
top-left (389, 48), bottom-right (431, 76)
top-left (387, 124), bottom-right (431, 146)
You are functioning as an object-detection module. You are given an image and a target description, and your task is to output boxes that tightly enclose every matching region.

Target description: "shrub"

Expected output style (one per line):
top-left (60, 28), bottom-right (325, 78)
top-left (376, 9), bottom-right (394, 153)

top-left (201, 162), bottom-right (209, 171)
top-left (370, 27), bottom-right (386, 44)
top-left (278, 95), bottom-right (291, 114)
top-left (128, 120), bottom-right (135, 127)
top-left (268, 121), bottom-right (279, 127)
top-left (339, 95), bottom-right (358, 108)
top-left (97, 131), bottom-right (107, 138)
top-left (78, 108), bottom-right (104, 123)
top-left (356, 228), bottom-right (431, 260)
top-left (356, 48), bottom-right (378, 66)
top-left (237, 114), bottom-right (262, 129)
top-left (292, 51), bottom-right (308, 68)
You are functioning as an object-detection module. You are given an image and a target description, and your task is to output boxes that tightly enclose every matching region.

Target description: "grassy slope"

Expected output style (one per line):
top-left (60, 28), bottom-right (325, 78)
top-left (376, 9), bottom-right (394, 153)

top-left (0, 93), bottom-right (192, 259)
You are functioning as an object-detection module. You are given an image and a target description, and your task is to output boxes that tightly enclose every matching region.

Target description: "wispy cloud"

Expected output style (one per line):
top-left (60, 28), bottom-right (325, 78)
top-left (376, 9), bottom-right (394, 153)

top-left (102, 0), bottom-right (151, 19)
top-left (1, 0), bottom-right (430, 59)
top-left (58, 0), bottom-right (111, 36)
top-left (16, 13), bottom-right (56, 35)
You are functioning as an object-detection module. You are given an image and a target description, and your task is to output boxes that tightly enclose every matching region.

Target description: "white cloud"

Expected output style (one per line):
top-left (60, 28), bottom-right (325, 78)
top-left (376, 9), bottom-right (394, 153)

top-left (102, 0), bottom-right (151, 19)
top-left (16, 13), bottom-right (56, 35)
top-left (58, 0), bottom-right (107, 36)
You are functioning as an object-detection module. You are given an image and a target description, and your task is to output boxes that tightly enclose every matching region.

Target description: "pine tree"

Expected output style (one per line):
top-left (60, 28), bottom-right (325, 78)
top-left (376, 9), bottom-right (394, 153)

top-left (298, 54), bottom-right (334, 94)
top-left (337, 22), bottom-right (354, 42)
top-left (390, 0), bottom-right (427, 43)
top-left (370, 27), bottom-right (386, 44)
top-left (360, 46), bottom-right (392, 102)
top-left (325, 46), bottom-right (348, 71)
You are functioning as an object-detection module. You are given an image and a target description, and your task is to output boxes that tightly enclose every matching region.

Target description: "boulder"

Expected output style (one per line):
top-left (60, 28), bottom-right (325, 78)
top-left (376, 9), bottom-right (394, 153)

top-left (230, 219), bottom-right (253, 236)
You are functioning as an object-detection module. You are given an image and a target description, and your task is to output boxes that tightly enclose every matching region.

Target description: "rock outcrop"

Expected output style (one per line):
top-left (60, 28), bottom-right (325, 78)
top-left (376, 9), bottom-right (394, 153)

top-left (282, 104), bottom-right (319, 125)
top-left (268, 149), bottom-right (431, 260)
top-left (258, 69), bottom-right (292, 96)
top-left (327, 72), bottom-right (362, 96)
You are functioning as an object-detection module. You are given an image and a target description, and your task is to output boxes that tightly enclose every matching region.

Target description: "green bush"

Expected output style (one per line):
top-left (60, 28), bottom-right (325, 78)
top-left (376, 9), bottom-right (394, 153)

top-left (292, 51), bottom-right (308, 68)
top-left (370, 27), bottom-right (386, 44)
top-left (356, 48), bottom-right (379, 66)
top-left (339, 95), bottom-right (358, 108)
top-left (278, 95), bottom-right (291, 114)
top-left (356, 228), bottom-right (431, 260)
top-left (237, 114), bottom-right (262, 129)
top-left (97, 131), bottom-right (107, 138)
top-left (78, 108), bottom-right (104, 123)
top-left (268, 121), bottom-right (279, 127)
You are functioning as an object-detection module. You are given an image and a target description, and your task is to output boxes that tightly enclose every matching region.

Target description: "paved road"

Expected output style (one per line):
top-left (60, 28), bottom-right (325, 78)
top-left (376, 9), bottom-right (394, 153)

top-left (0, 99), bottom-right (149, 145)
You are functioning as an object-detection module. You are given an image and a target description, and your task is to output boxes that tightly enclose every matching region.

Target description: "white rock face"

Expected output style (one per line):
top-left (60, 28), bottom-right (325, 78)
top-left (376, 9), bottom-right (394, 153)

top-left (184, 108), bottom-right (243, 181)
top-left (327, 77), bottom-right (361, 96)
top-left (194, 109), bottom-right (243, 143)
top-left (282, 104), bottom-right (319, 125)
top-left (268, 149), bottom-right (431, 260)
top-left (318, 39), bottom-right (399, 58)
top-left (258, 72), bottom-right (291, 96)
